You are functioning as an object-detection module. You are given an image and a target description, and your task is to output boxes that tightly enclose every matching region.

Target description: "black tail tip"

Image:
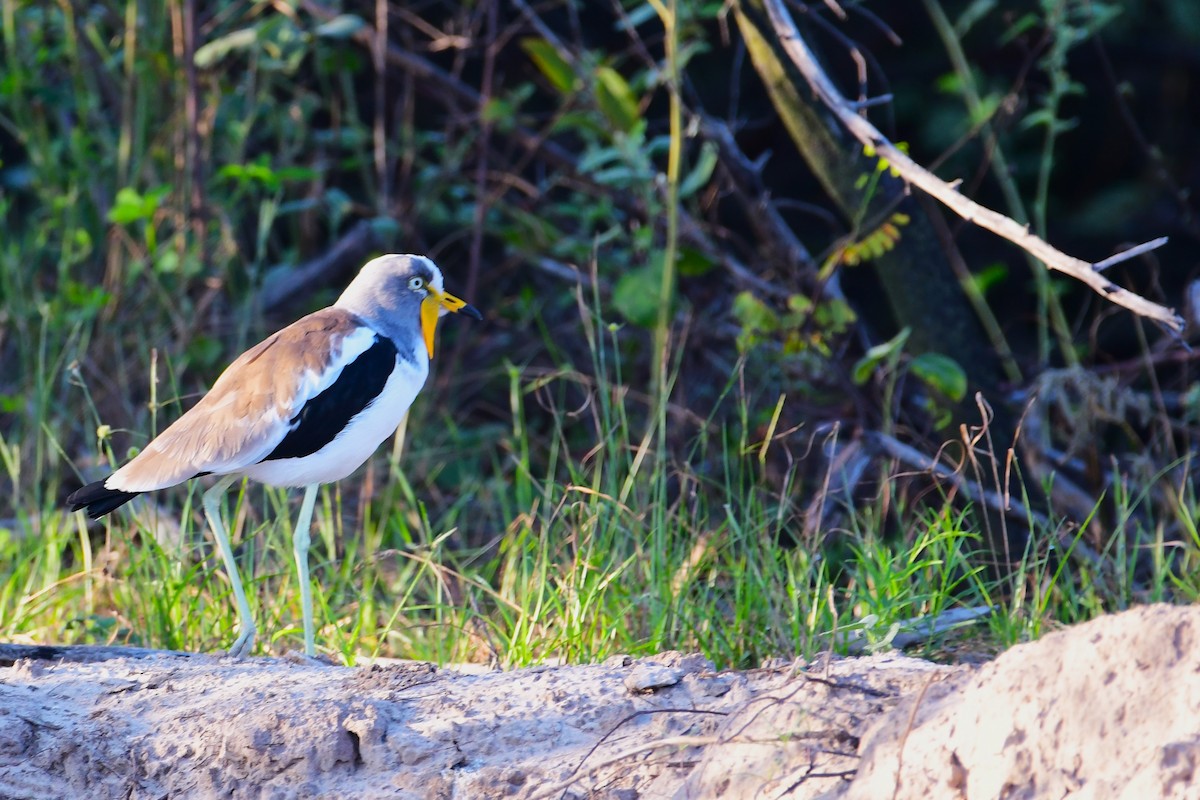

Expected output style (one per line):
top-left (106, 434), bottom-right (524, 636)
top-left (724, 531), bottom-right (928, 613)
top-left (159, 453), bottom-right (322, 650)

top-left (66, 480), bottom-right (139, 519)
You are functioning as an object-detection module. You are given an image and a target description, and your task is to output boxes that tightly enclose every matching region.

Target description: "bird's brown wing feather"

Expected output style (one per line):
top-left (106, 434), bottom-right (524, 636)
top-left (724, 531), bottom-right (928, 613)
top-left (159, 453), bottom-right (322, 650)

top-left (107, 308), bottom-right (370, 492)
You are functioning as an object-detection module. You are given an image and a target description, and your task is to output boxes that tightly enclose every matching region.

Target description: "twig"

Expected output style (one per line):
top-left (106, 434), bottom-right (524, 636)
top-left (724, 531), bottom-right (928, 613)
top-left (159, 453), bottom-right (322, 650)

top-left (1092, 237), bottom-right (1168, 272)
top-left (756, 0), bottom-right (1184, 333)
top-left (183, 0), bottom-right (204, 262)
top-left (891, 671), bottom-right (939, 800)
top-left (534, 735), bottom-right (722, 800)
top-left (542, 705), bottom-right (729, 800)
top-left (803, 427), bottom-right (872, 543)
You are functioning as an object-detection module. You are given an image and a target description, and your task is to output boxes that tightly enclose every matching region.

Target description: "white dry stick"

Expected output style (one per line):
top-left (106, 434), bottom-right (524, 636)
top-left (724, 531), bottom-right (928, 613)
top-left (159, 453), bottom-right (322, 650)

top-left (759, 0), bottom-right (1184, 332)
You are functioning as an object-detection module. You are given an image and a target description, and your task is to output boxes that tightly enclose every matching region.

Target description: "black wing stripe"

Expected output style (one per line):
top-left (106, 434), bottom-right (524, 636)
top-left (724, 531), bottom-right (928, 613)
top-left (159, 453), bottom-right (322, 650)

top-left (262, 335), bottom-right (398, 462)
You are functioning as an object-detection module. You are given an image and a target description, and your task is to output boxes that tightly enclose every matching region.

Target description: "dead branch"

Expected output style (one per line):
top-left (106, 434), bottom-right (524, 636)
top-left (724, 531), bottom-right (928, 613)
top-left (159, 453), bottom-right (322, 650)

top-left (837, 606), bottom-right (993, 655)
top-left (698, 115), bottom-right (818, 276)
top-left (863, 429), bottom-right (1109, 573)
top-left (256, 219), bottom-right (384, 311)
top-left (0, 643), bottom-right (203, 666)
top-left (756, 0), bottom-right (1184, 333)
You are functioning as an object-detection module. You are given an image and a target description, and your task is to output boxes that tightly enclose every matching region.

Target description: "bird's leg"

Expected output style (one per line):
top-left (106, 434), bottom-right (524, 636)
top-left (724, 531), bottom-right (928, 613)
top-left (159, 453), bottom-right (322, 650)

top-left (292, 483), bottom-right (319, 656)
top-left (202, 475), bottom-right (257, 658)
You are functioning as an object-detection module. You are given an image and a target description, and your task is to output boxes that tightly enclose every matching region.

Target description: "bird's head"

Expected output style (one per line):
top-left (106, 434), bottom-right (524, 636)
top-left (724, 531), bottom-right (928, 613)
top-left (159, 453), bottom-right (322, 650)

top-left (338, 254), bottom-right (482, 357)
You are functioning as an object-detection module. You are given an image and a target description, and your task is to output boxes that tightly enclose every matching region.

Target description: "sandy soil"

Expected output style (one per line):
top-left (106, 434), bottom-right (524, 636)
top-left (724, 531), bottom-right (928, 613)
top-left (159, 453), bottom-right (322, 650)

top-left (2, 604), bottom-right (1198, 799)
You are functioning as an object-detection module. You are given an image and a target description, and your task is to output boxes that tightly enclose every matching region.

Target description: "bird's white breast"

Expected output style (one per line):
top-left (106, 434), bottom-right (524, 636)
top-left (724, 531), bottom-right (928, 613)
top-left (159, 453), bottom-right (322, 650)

top-left (240, 356), bottom-right (428, 487)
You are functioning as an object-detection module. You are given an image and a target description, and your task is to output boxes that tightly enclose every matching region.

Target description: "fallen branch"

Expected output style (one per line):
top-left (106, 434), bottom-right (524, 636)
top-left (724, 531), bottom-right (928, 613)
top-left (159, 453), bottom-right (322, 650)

top-left (0, 643), bottom-right (203, 666)
top-left (836, 606), bottom-right (994, 655)
top-left (256, 219), bottom-right (383, 311)
top-left (756, 0), bottom-right (1184, 332)
top-left (863, 429), bottom-right (1109, 573)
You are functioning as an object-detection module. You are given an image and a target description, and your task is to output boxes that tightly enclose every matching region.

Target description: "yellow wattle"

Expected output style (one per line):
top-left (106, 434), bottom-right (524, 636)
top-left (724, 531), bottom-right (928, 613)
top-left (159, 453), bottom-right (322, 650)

top-left (420, 295), bottom-right (440, 358)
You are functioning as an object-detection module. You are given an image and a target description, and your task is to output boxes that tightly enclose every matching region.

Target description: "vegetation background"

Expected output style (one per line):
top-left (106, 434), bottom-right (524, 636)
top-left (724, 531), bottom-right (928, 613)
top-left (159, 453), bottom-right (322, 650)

top-left (2, 0), bottom-right (1199, 666)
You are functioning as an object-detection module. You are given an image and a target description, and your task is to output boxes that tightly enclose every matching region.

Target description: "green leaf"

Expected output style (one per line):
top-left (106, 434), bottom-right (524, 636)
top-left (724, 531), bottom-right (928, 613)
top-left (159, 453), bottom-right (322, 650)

top-left (852, 328), bottom-right (910, 385)
top-left (970, 262), bottom-right (1009, 295)
top-left (61, 279), bottom-right (110, 315)
top-left (367, 215), bottom-right (402, 245)
top-left (679, 141), bottom-right (718, 198)
top-left (106, 188), bottom-right (147, 224)
top-left (218, 157), bottom-right (284, 191)
top-left (677, 248), bottom-right (715, 277)
top-left (969, 93), bottom-right (1001, 126)
top-left (186, 335), bottom-right (225, 371)
top-left (732, 291), bottom-right (779, 353)
top-left (502, 206), bottom-right (562, 250)
top-left (194, 27), bottom-right (258, 69)
top-left (576, 145), bottom-right (622, 175)
top-left (619, 3), bottom-right (659, 29)
top-left (935, 72), bottom-right (962, 95)
top-left (732, 291), bottom-right (778, 334)
top-left (313, 127), bottom-right (368, 148)
top-left (520, 38), bottom-right (576, 95)
top-left (910, 353), bottom-right (968, 401)
top-left (106, 185), bottom-right (170, 225)
top-left (324, 187), bottom-right (353, 230)
top-left (813, 297), bottom-right (857, 332)
top-left (613, 261), bottom-right (664, 327)
top-left (314, 14), bottom-right (366, 39)
top-left (1000, 12), bottom-right (1039, 45)
top-left (594, 66), bottom-right (639, 133)
top-left (787, 294), bottom-right (814, 314)
top-left (154, 249), bottom-right (180, 274)
top-left (482, 96), bottom-right (511, 123)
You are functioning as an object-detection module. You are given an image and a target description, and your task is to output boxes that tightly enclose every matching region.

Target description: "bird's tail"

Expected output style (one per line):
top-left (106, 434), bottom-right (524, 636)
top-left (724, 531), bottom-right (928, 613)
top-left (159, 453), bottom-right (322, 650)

top-left (66, 479), bottom-right (139, 519)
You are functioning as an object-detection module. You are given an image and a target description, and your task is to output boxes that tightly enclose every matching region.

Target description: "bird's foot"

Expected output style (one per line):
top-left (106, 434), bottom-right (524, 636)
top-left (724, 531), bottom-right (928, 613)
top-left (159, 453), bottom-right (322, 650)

top-left (225, 626), bottom-right (256, 659)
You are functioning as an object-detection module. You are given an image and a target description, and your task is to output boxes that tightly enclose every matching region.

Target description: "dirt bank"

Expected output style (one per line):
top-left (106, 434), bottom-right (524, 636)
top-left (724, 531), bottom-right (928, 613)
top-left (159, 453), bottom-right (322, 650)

top-left (2, 604), bottom-right (1197, 798)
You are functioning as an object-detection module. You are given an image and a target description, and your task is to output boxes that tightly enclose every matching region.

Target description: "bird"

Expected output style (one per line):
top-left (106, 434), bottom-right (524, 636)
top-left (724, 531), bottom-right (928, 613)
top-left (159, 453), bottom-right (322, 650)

top-left (67, 253), bottom-right (481, 658)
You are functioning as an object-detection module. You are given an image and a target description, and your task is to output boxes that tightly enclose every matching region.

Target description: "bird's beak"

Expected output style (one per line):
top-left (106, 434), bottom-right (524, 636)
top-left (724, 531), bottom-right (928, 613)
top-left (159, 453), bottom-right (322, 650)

top-left (421, 289), bottom-right (482, 358)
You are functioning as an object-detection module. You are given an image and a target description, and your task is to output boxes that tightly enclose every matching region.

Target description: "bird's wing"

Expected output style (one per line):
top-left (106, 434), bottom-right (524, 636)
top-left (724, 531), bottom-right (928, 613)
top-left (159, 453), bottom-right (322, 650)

top-left (106, 308), bottom-right (382, 492)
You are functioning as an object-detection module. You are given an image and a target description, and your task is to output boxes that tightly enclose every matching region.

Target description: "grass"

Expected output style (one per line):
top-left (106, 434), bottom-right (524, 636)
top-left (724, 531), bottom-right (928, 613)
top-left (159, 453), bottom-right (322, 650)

top-left (5, 282), bottom-right (1199, 669)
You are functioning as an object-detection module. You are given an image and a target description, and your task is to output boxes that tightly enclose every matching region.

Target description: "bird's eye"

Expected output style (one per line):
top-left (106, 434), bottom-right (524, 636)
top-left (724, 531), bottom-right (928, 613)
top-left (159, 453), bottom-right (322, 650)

top-left (408, 276), bottom-right (425, 291)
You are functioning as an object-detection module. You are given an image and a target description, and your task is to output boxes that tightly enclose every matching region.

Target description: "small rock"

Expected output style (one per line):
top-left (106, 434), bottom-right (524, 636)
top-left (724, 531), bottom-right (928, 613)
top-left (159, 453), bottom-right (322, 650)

top-left (624, 663), bottom-right (683, 693)
top-left (641, 651), bottom-right (714, 675)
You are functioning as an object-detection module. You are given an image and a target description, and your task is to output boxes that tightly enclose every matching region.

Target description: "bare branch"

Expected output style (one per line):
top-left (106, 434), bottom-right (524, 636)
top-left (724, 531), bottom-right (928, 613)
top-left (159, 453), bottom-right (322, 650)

top-left (1092, 237), bottom-right (1168, 272)
top-left (863, 429), bottom-right (1109, 573)
top-left (256, 220), bottom-right (383, 312)
top-left (0, 643), bottom-right (202, 665)
top-left (756, 0), bottom-right (1184, 333)
top-left (698, 115), bottom-right (818, 275)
